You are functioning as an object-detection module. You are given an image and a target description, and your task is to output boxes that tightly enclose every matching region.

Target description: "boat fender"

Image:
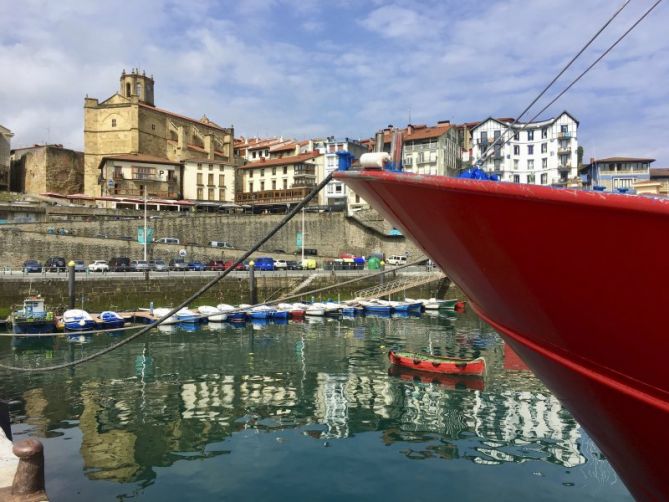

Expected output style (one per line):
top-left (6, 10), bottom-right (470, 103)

top-left (413, 359), bottom-right (421, 365)
top-left (431, 362), bottom-right (441, 368)
top-left (455, 362), bottom-right (467, 369)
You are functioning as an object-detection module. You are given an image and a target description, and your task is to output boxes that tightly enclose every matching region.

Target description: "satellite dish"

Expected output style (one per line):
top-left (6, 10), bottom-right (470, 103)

top-left (178, 249), bottom-right (187, 257)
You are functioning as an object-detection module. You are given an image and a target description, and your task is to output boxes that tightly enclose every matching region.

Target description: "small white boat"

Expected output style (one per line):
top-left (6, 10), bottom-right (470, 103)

top-left (152, 307), bottom-right (179, 325)
top-left (176, 308), bottom-right (203, 324)
top-left (305, 303), bottom-right (325, 316)
top-left (62, 309), bottom-right (96, 331)
top-left (198, 305), bottom-right (226, 322)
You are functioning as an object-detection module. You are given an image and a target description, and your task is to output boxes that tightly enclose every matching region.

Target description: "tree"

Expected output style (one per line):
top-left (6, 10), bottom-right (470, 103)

top-left (577, 146), bottom-right (584, 167)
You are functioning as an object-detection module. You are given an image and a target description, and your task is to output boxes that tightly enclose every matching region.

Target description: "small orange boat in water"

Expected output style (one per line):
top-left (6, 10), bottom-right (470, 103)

top-left (388, 350), bottom-right (486, 376)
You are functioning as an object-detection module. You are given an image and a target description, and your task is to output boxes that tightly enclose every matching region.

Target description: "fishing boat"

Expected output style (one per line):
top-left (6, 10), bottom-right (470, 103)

top-left (360, 301), bottom-right (393, 315)
top-left (62, 309), bottom-right (96, 332)
top-left (198, 305), bottom-right (226, 322)
top-left (10, 296), bottom-right (56, 334)
top-left (422, 298), bottom-right (458, 310)
top-left (248, 305), bottom-right (274, 320)
top-left (96, 311), bottom-right (125, 330)
top-left (304, 304), bottom-right (325, 316)
top-left (270, 309), bottom-right (290, 320)
top-left (388, 350), bottom-right (486, 376)
top-left (336, 167), bottom-right (669, 500)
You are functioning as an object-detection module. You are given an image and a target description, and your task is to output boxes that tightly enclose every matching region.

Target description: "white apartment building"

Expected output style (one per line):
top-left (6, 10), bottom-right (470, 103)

top-left (182, 158), bottom-right (236, 202)
top-left (314, 137), bottom-right (368, 207)
top-left (470, 112), bottom-right (579, 185)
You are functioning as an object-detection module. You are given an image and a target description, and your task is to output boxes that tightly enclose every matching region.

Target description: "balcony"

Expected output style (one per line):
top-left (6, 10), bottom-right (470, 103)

top-left (112, 188), bottom-right (178, 199)
top-left (557, 146), bottom-right (572, 155)
top-left (558, 163), bottom-right (572, 171)
top-left (558, 131), bottom-right (574, 139)
top-left (235, 187), bottom-right (312, 205)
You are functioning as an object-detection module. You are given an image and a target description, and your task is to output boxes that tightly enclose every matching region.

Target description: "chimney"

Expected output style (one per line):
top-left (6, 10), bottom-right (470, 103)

top-left (407, 124), bottom-right (414, 135)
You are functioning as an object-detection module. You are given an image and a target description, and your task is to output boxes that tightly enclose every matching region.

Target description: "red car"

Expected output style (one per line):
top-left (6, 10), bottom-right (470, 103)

top-left (207, 260), bottom-right (226, 271)
top-left (223, 259), bottom-right (245, 271)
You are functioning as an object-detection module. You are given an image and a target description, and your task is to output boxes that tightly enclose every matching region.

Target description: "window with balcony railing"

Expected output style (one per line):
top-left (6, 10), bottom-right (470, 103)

top-left (131, 166), bottom-right (158, 181)
top-left (294, 164), bottom-right (315, 175)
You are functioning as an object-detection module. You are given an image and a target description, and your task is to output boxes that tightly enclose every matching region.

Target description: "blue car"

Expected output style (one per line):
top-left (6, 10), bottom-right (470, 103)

top-left (188, 260), bottom-right (207, 271)
top-left (254, 257), bottom-right (275, 271)
top-left (22, 260), bottom-right (42, 273)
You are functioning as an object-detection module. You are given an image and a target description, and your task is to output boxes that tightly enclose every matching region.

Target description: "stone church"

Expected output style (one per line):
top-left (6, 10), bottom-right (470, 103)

top-left (83, 69), bottom-right (234, 196)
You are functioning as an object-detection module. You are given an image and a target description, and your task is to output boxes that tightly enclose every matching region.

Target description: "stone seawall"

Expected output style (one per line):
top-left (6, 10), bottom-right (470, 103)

top-left (0, 211), bottom-right (424, 267)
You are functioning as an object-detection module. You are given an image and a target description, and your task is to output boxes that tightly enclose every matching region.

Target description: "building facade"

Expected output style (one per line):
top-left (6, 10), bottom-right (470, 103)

top-left (84, 69), bottom-right (234, 197)
top-left (313, 137), bottom-right (368, 207)
top-left (235, 151), bottom-right (325, 209)
top-left (10, 144), bottom-right (84, 195)
top-left (99, 153), bottom-right (181, 199)
top-left (372, 123), bottom-right (461, 177)
top-left (182, 158), bottom-right (236, 203)
top-left (470, 112), bottom-right (579, 185)
top-left (0, 125), bottom-right (12, 191)
top-left (586, 156), bottom-right (654, 192)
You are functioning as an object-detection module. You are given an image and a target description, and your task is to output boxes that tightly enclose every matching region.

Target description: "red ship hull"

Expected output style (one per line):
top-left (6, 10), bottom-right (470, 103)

top-left (336, 169), bottom-right (669, 501)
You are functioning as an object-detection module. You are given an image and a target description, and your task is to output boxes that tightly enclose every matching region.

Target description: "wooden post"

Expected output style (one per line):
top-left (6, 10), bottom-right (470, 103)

top-left (11, 438), bottom-right (46, 501)
top-left (248, 262), bottom-right (257, 305)
top-left (67, 262), bottom-right (75, 309)
top-left (0, 400), bottom-right (10, 441)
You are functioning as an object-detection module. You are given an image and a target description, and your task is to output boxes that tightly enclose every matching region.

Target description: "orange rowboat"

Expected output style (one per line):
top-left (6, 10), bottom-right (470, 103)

top-left (388, 350), bottom-right (486, 376)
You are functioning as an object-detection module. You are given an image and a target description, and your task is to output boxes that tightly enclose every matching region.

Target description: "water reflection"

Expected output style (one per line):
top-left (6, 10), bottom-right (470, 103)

top-left (0, 310), bottom-right (625, 499)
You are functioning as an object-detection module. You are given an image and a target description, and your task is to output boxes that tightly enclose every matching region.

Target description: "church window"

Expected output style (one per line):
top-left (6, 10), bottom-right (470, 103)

top-left (151, 124), bottom-right (156, 131)
top-left (136, 82), bottom-right (142, 98)
top-left (126, 83), bottom-right (131, 96)
top-left (111, 119), bottom-right (117, 127)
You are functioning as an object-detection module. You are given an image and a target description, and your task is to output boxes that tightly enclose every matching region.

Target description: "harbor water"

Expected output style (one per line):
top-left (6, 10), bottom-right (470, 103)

top-left (0, 310), bottom-right (631, 500)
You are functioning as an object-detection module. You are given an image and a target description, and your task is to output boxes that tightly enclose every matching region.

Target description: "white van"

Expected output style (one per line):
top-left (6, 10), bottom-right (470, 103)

top-left (155, 237), bottom-right (180, 245)
top-left (386, 255), bottom-right (408, 266)
top-left (209, 241), bottom-right (234, 249)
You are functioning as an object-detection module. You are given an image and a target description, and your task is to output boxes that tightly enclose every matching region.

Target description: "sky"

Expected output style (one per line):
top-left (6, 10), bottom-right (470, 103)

top-left (1, 0), bottom-right (667, 164)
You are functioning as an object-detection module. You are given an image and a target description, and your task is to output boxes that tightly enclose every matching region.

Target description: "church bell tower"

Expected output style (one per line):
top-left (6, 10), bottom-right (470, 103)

top-left (119, 68), bottom-right (155, 106)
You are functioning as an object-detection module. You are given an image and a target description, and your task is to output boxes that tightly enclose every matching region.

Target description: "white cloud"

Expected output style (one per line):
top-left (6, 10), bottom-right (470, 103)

top-left (0, 0), bottom-right (667, 165)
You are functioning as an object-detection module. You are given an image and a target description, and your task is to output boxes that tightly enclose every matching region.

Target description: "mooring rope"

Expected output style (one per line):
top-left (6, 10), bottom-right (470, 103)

top-left (0, 172), bottom-right (335, 372)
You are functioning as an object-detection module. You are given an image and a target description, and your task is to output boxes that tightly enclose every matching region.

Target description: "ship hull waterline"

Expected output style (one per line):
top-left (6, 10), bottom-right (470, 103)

top-left (335, 169), bottom-right (669, 501)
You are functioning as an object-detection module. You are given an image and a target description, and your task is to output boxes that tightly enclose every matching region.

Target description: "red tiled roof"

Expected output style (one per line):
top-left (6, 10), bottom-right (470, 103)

top-left (650, 168), bottom-right (669, 177)
top-left (99, 153), bottom-right (179, 166)
top-left (269, 141), bottom-right (297, 152)
top-left (238, 151), bottom-right (320, 170)
top-left (139, 103), bottom-right (231, 133)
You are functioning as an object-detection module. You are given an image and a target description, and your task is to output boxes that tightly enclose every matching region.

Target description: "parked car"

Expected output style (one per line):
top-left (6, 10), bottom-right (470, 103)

top-left (302, 258), bottom-right (317, 270)
top-left (254, 257), bottom-right (275, 271)
top-left (22, 260), bottom-right (42, 273)
top-left (88, 260), bottom-right (109, 272)
top-left (223, 259), bottom-right (245, 271)
top-left (188, 260), bottom-right (207, 271)
top-left (155, 237), bottom-right (180, 244)
top-left (109, 256), bottom-right (131, 272)
top-left (207, 260), bottom-right (226, 271)
top-left (130, 260), bottom-right (151, 272)
top-left (73, 259), bottom-right (86, 272)
top-left (44, 256), bottom-right (66, 272)
top-left (209, 241), bottom-right (234, 249)
top-left (149, 259), bottom-right (169, 272)
top-left (285, 260), bottom-right (302, 270)
top-left (169, 258), bottom-right (189, 271)
top-left (387, 255), bottom-right (408, 266)
top-left (274, 259), bottom-right (288, 270)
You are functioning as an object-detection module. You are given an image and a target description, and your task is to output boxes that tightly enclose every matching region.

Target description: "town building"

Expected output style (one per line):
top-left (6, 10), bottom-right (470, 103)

top-left (313, 137), bottom-right (368, 207)
top-left (585, 156), bottom-right (654, 192)
top-left (234, 137), bottom-right (290, 162)
top-left (182, 158), bottom-right (236, 203)
top-left (370, 123), bottom-right (461, 176)
top-left (99, 153), bottom-right (181, 199)
top-left (234, 151), bottom-right (325, 210)
top-left (0, 125), bottom-right (12, 191)
top-left (470, 112), bottom-right (580, 185)
top-left (84, 68), bottom-right (234, 197)
top-left (10, 144), bottom-right (84, 195)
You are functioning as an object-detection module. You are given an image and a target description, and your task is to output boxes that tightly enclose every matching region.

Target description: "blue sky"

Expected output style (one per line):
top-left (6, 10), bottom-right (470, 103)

top-left (1, 0), bottom-right (667, 164)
